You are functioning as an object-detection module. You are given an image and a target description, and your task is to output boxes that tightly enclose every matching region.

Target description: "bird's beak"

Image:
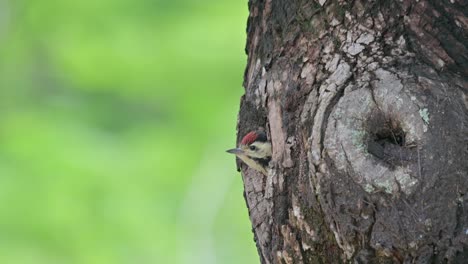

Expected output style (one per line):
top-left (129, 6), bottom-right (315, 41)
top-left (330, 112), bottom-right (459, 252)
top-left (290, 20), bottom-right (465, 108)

top-left (226, 148), bottom-right (243, 155)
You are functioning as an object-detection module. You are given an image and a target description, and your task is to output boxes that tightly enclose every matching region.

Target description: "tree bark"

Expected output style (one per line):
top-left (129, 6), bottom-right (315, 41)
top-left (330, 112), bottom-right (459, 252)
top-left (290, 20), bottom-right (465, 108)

top-left (237, 0), bottom-right (468, 263)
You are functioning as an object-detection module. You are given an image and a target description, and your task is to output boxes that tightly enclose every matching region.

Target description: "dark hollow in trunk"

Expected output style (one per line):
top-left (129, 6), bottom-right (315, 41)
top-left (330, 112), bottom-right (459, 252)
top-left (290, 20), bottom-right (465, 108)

top-left (236, 0), bottom-right (468, 263)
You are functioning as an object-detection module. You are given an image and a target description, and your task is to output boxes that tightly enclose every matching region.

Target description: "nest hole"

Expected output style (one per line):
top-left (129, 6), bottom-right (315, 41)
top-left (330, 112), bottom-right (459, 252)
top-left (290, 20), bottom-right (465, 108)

top-left (366, 112), bottom-right (411, 166)
top-left (373, 125), bottom-right (405, 147)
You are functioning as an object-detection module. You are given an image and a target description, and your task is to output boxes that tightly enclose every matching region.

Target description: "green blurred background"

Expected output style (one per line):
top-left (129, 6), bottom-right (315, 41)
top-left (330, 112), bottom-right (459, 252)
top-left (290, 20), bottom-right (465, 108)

top-left (0, 0), bottom-right (257, 263)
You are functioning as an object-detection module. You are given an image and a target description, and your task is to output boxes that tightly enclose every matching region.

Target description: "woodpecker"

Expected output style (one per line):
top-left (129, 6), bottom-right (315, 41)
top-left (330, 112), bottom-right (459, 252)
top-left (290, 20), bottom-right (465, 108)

top-left (226, 130), bottom-right (272, 175)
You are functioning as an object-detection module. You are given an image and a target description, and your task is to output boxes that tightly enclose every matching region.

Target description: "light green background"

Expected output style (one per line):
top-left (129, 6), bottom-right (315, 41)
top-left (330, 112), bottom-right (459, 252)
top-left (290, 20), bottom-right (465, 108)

top-left (0, 0), bottom-right (257, 263)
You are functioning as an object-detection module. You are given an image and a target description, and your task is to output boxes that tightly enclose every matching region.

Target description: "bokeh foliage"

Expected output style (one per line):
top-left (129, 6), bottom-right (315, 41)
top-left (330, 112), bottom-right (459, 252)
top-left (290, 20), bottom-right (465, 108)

top-left (0, 0), bottom-right (257, 263)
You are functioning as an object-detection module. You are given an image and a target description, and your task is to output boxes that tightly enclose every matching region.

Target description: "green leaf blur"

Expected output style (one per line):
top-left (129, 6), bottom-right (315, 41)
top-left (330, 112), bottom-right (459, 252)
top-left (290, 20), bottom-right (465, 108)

top-left (0, 0), bottom-right (256, 263)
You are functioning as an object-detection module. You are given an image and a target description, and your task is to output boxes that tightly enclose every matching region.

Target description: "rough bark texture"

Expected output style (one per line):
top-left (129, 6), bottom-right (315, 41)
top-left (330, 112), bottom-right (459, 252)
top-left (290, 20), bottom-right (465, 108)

top-left (237, 0), bottom-right (468, 263)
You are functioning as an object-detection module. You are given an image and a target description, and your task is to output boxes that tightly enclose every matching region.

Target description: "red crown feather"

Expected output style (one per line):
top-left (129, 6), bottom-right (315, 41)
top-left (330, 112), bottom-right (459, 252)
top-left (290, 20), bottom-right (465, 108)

top-left (241, 131), bottom-right (258, 146)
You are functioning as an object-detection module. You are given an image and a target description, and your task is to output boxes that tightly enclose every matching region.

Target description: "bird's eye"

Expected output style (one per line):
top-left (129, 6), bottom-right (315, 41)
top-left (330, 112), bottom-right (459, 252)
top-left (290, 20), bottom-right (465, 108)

top-left (249, 145), bottom-right (256, 151)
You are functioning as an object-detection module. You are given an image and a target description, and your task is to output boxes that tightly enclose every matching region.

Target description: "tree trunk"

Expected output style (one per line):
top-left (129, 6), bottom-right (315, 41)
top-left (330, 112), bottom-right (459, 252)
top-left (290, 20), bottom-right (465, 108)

top-left (237, 0), bottom-right (468, 263)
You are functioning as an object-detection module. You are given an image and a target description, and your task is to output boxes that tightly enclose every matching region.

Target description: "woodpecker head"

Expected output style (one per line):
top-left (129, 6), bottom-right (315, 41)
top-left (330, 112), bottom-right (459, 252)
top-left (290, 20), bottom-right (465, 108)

top-left (226, 130), bottom-right (272, 175)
